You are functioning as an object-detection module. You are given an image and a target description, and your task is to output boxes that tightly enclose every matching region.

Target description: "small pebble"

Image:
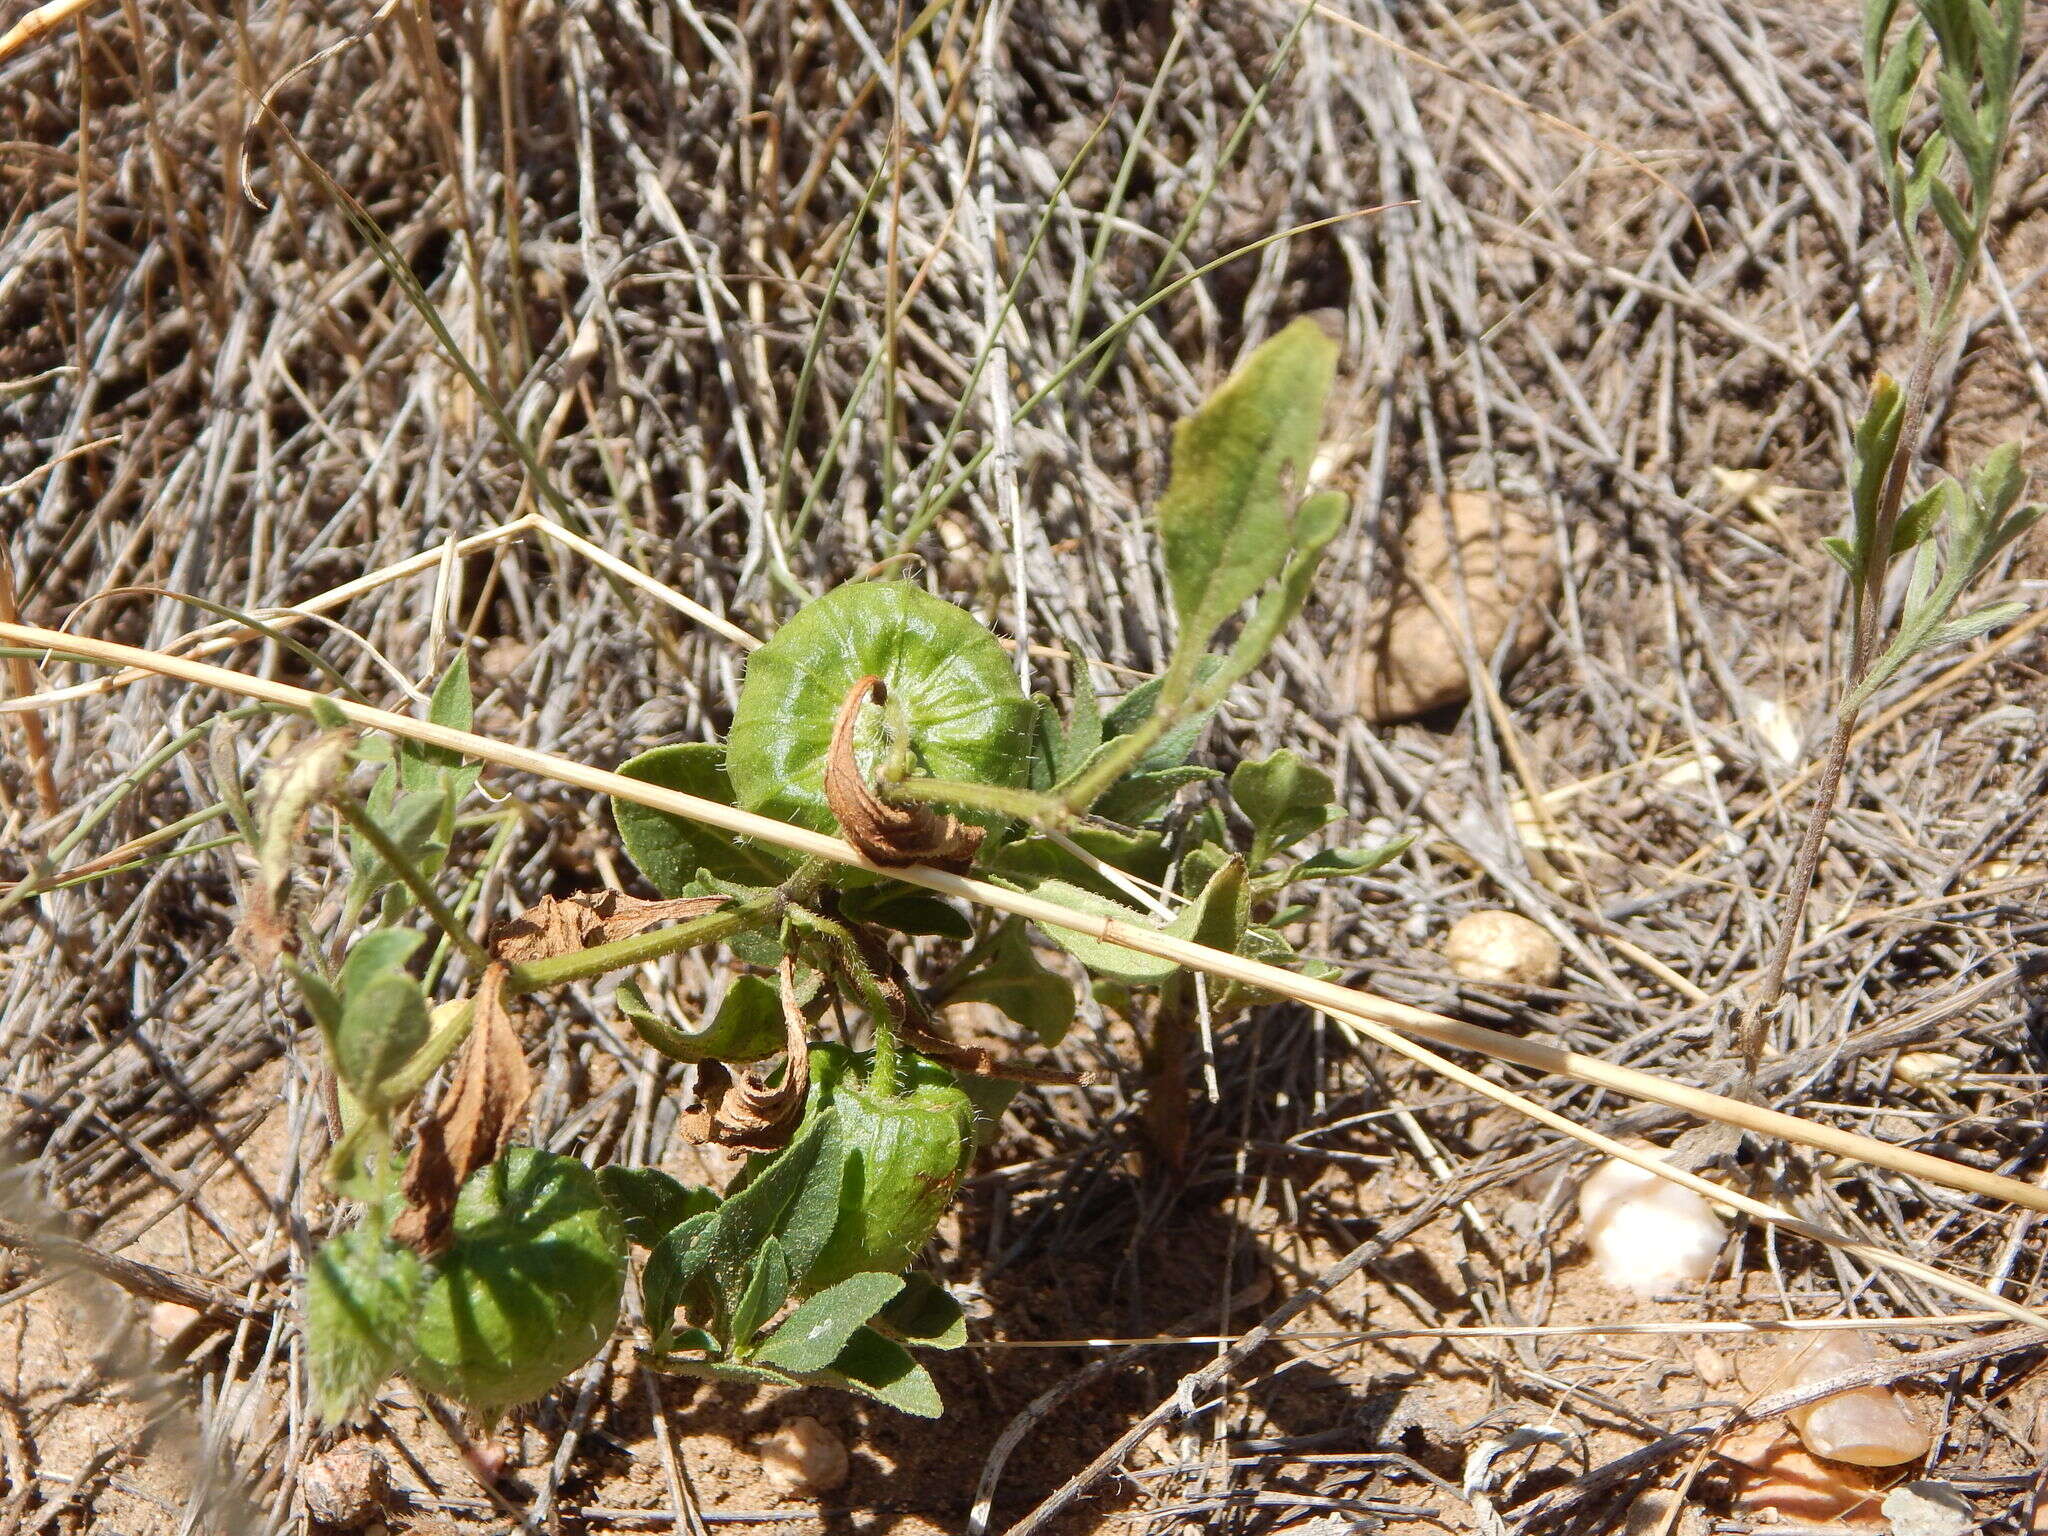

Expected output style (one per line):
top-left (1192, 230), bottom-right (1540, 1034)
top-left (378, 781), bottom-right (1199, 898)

top-left (148, 1301), bottom-right (200, 1343)
top-left (302, 1441), bottom-right (388, 1528)
top-left (1577, 1155), bottom-right (1725, 1296)
top-left (754, 1415), bottom-right (849, 1497)
top-left (1444, 910), bottom-right (1563, 988)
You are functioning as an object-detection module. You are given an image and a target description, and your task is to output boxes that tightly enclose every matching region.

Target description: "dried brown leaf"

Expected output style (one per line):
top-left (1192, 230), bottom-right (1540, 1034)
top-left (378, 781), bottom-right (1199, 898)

top-left (823, 676), bottom-right (982, 872)
top-left (392, 963), bottom-right (531, 1255)
top-left (678, 954), bottom-right (813, 1151)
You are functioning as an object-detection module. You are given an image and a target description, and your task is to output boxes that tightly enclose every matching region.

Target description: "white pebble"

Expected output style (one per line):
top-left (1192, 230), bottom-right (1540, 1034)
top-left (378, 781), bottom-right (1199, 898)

top-left (1445, 910), bottom-right (1563, 988)
top-left (1577, 1155), bottom-right (1725, 1296)
top-left (754, 1415), bottom-right (849, 1497)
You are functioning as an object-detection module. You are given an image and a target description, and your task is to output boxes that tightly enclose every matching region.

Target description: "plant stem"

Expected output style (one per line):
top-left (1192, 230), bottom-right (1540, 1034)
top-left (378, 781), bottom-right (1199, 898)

top-left (1736, 303), bottom-right (1949, 1079)
top-left (336, 796), bottom-right (495, 977)
top-left (504, 892), bottom-right (784, 995)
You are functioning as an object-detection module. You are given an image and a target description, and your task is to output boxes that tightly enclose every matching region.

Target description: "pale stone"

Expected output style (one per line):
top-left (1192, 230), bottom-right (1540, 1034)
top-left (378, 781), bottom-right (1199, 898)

top-left (754, 1415), bottom-right (849, 1497)
top-left (1577, 1156), bottom-right (1724, 1296)
top-left (1444, 909), bottom-right (1563, 988)
top-left (1354, 490), bottom-right (1558, 722)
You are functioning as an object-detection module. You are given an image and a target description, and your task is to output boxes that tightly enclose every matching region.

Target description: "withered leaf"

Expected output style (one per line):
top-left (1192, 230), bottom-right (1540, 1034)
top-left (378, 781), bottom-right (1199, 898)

top-left (239, 728), bottom-right (355, 966)
top-left (824, 676), bottom-right (983, 873)
top-left (678, 955), bottom-right (814, 1152)
top-left (492, 891), bottom-right (727, 966)
top-left (392, 963), bottom-right (531, 1255)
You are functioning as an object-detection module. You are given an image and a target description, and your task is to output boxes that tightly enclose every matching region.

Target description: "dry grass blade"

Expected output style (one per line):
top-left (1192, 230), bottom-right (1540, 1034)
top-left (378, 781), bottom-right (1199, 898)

top-left (9, 618), bottom-right (2045, 1222)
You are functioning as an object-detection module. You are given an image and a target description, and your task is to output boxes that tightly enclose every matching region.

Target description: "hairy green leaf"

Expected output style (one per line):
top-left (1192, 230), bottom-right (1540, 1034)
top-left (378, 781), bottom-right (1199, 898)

top-left (1232, 750), bottom-right (1340, 864)
top-left (1157, 318), bottom-right (1338, 647)
top-left (597, 1167), bottom-right (718, 1250)
top-left (612, 743), bottom-right (794, 896)
top-left (812, 1326), bottom-right (942, 1417)
top-left (754, 1272), bottom-right (905, 1374)
top-left (617, 975), bottom-right (786, 1064)
top-left (944, 919), bottom-right (1075, 1046)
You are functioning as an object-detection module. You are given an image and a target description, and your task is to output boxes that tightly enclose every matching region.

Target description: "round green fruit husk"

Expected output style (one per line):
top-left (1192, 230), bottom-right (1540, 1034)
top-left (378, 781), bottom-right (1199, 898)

top-left (725, 581), bottom-right (1032, 838)
top-left (801, 1046), bottom-right (976, 1294)
top-left (407, 1147), bottom-right (626, 1415)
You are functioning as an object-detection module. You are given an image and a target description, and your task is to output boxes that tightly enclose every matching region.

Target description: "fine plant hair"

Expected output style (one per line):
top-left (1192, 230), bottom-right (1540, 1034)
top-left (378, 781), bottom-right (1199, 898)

top-left (1736, 0), bottom-right (2040, 1078)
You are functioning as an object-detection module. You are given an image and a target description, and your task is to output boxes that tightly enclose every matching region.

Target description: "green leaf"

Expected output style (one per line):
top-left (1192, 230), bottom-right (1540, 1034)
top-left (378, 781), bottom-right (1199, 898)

top-left (1162, 859), bottom-right (1250, 1015)
top-left (1231, 749), bottom-right (1340, 864)
top-left (1926, 600), bottom-right (2025, 648)
top-left (1098, 655), bottom-right (1227, 772)
top-left (1056, 677), bottom-right (1104, 782)
top-left (612, 743), bottom-right (795, 896)
top-left (1156, 318), bottom-right (1338, 647)
top-left (1028, 881), bottom-right (1179, 985)
top-left (1891, 482), bottom-right (1947, 556)
top-left (597, 1167), bottom-right (718, 1250)
top-left (811, 1326), bottom-right (943, 1417)
top-left (400, 654), bottom-right (477, 795)
top-left (334, 970), bottom-right (430, 1108)
top-left (1285, 834), bottom-right (1416, 884)
top-left (753, 1272), bottom-right (905, 1374)
top-left (654, 1355), bottom-right (801, 1388)
top-left (728, 1238), bottom-right (792, 1351)
top-left (346, 785), bottom-right (450, 908)
top-left (641, 1210), bottom-right (718, 1341)
top-left (875, 1271), bottom-right (967, 1350)
top-left (944, 919), bottom-right (1076, 1046)
top-left (340, 927), bottom-right (427, 990)
top-left (1820, 535), bottom-right (1859, 574)
top-left (985, 825), bottom-right (1171, 900)
top-left (306, 1227), bottom-right (424, 1426)
top-left (289, 964), bottom-right (342, 1035)
top-left (837, 886), bottom-right (974, 940)
top-left (1092, 765), bottom-right (1219, 826)
top-left (617, 975), bottom-right (786, 1064)
top-left (700, 1112), bottom-right (839, 1317)
top-left (1849, 376), bottom-right (1906, 568)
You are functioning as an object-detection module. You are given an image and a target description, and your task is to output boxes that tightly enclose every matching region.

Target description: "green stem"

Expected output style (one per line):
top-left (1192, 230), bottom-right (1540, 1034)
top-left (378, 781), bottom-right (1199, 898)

top-left (335, 796), bottom-right (495, 978)
top-left (883, 775), bottom-right (1062, 825)
top-left (504, 892), bottom-right (784, 995)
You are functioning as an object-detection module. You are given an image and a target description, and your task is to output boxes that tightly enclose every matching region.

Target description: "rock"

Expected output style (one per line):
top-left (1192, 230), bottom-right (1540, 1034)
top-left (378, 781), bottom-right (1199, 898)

top-left (1776, 1332), bottom-right (1930, 1467)
top-left (754, 1415), bottom-right (849, 1498)
top-left (1444, 909), bottom-right (1563, 988)
top-left (1577, 1155), bottom-right (1724, 1296)
top-left (1354, 490), bottom-right (1558, 723)
top-left (302, 1441), bottom-right (388, 1528)
top-left (147, 1301), bottom-right (201, 1343)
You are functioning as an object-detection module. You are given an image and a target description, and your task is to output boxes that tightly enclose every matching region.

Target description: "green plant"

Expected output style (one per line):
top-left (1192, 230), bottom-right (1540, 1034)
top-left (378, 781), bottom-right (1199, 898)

top-left (245, 318), bottom-right (1407, 1427)
top-left (1739, 0), bottom-right (2040, 1073)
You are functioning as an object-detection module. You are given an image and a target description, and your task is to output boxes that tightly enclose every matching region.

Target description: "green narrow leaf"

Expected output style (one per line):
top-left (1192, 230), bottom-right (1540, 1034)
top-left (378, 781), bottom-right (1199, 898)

top-left (1925, 600), bottom-right (2025, 648)
top-left (1157, 318), bottom-right (1338, 646)
top-left (618, 975), bottom-right (786, 1064)
top-left (597, 1167), bottom-right (718, 1250)
top-left (728, 1238), bottom-right (793, 1351)
top-left (400, 654), bottom-right (476, 793)
top-left (1056, 678), bottom-right (1104, 781)
top-left (1286, 834), bottom-right (1416, 883)
top-left (641, 1209), bottom-right (718, 1341)
top-left (944, 920), bottom-right (1076, 1046)
top-left (753, 1272), bottom-right (905, 1374)
top-left (811, 1326), bottom-right (943, 1418)
top-left (874, 1271), bottom-right (967, 1350)
top-left (1890, 482), bottom-right (1948, 556)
